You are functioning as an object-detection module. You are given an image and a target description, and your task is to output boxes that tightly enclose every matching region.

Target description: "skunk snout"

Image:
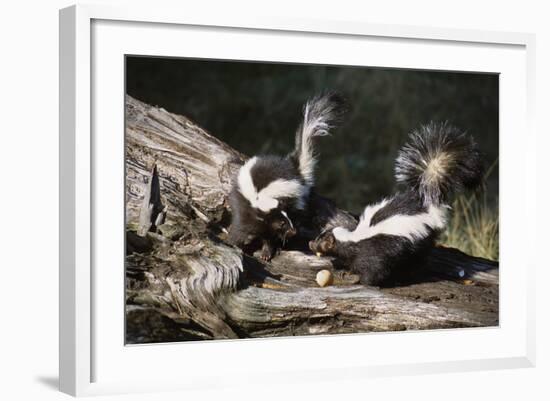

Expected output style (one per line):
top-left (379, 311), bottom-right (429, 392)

top-left (308, 240), bottom-right (315, 251)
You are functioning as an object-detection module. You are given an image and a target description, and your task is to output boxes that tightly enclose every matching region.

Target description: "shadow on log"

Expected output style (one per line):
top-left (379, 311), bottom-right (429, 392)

top-left (124, 95), bottom-right (499, 343)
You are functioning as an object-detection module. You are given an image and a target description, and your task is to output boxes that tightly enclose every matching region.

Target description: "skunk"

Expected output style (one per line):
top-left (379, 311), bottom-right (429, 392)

top-left (309, 122), bottom-right (485, 286)
top-left (228, 93), bottom-right (345, 261)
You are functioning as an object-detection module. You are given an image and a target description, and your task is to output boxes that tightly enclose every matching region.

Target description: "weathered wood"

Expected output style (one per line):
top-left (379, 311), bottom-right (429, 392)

top-left (124, 95), bottom-right (499, 343)
top-left (125, 96), bottom-right (244, 228)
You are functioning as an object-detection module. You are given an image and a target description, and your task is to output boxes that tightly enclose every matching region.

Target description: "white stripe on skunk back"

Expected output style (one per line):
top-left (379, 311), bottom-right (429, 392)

top-left (237, 157), bottom-right (261, 207)
top-left (237, 157), bottom-right (307, 212)
top-left (333, 199), bottom-right (448, 243)
top-left (258, 178), bottom-right (307, 210)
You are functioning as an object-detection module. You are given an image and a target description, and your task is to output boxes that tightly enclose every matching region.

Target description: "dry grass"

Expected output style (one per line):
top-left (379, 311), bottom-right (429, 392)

top-left (440, 194), bottom-right (499, 261)
top-left (440, 159), bottom-right (499, 261)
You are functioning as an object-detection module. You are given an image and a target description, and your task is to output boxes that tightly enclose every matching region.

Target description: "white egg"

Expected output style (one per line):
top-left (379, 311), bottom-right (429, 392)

top-left (316, 270), bottom-right (334, 287)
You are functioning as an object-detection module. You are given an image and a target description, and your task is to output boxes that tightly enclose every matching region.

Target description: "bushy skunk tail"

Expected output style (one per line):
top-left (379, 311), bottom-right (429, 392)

top-left (291, 92), bottom-right (346, 187)
top-left (394, 122), bottom-right (485, 206)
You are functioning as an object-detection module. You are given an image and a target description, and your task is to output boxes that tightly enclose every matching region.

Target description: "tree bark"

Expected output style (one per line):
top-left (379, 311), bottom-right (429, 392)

top-left (125, 95), bottom-right (499, 343)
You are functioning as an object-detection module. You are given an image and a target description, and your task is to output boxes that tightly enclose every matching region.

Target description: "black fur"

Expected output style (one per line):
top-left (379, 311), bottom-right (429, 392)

top-left (370, 191), bottom-right (426, 225)
top-left (310, 122), bottom-right (484, 286)
top-left (248, 155), bottom-right (305, 211)
top-left (310, 230), bottom-right (435, 286)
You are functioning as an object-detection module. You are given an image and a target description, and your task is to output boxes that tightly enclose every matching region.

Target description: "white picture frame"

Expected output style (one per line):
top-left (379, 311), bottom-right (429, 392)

top-left (59, 4), bottom-right (536, 397)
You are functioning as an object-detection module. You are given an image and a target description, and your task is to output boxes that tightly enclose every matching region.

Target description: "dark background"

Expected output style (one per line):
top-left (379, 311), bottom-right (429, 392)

top-left (126, 56), bottom-right (498, 215)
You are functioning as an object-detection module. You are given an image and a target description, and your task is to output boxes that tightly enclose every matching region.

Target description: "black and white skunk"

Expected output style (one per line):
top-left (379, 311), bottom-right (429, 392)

top-left (228, 93), bottom-right (345, 261)
top-left (309, 122), bottom-right (485, 286)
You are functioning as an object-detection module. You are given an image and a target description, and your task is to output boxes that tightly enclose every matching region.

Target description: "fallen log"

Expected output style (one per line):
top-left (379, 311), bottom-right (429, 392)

top-left (124, 95), bottom-right (498, 343)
